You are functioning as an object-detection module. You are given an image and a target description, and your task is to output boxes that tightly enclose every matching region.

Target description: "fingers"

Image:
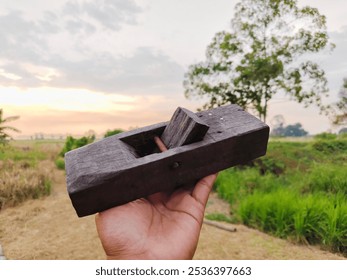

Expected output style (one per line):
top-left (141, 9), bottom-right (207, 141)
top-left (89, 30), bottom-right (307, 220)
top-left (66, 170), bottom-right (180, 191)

top-left (154, 135), bottom-right (218, 208)
top-left (191, 173), bottom-right (218, 207)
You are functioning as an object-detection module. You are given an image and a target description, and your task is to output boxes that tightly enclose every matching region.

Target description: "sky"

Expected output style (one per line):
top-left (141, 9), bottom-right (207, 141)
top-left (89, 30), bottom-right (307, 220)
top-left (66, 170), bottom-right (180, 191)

top-left (0, 0), bottom-right (347, 137)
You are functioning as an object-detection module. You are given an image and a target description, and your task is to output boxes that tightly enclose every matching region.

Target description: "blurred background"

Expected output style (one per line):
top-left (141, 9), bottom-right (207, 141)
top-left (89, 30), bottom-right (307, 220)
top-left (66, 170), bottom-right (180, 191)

top-left (0, 0), bottom-right (346, 260)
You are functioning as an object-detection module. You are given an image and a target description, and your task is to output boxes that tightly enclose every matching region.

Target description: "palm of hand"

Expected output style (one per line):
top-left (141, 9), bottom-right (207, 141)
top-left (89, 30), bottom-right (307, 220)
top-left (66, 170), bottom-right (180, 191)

top-left (95, 174), bottom-right (217, 260)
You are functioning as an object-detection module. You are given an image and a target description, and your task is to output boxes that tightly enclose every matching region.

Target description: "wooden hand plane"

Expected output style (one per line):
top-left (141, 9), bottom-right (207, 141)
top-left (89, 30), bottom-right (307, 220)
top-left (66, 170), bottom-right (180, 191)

top-left (65, 104), bottom-right (269, 217)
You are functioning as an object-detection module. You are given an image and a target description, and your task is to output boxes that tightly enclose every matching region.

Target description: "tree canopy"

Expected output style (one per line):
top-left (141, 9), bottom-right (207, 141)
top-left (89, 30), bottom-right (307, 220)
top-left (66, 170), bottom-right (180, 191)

top-left (184, 0), bottom-right (334, 122)
top-left (332, 77), bottom-right (347, 126)
top-left (271, 122), bottom-right (308, 137)
top-left (0, 109), bottom-right (20, 145)
top-left (270, 114), bottom-right (308, 137)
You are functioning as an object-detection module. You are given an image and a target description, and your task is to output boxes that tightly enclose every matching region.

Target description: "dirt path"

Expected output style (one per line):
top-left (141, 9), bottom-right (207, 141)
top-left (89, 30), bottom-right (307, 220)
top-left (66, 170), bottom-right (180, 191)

top-left (0, 170), bottom-right (345, 260)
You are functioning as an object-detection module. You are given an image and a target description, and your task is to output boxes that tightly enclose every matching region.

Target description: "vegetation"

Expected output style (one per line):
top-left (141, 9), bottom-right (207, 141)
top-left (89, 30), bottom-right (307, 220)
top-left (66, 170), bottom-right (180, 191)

top-left (271, 115), bottom-right (308, 137)
top-left (55, 135), bottom-right (95, 170)
top-left (205, 213), bottom-right (233, 223)
top-left (0, 142), bottom-right (58, 209)
top-left (55, 157), bottom-right (65, 170)
top-left (184, 0), bottom-right (334, 122)
top-left (339, 127), bottom-right (347, 135)
top-left (332, 77), bottom-right (347, 125)
top-left (271, 123), bottom-right (308, 137)
top-left (104, 129), bottom-right (124, 138)
top-left (59, 135), bottom-right (95, 157)
top-left (314, 132), bottom-right (337, 140)
top-left (0, 109), bottom-right (20, 145)
top-left (215, 136), bottom-right (347, 255)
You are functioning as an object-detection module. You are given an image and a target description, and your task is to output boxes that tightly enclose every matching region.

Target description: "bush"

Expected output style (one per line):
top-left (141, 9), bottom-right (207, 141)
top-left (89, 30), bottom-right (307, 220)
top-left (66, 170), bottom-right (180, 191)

top-left (312, 140), bottom-right (347, 153)
top-left (104, 129), bottom-right (124, 138)
top-left (255, 157), bottom-right (285, 175)
top-left (314, 132), bottom-right (337, 140)
top-left (55, 157), bottom-right (65, 170)
top-left (59, 135), bottom-right (95, 157)
top-left (56, 135), bottom-right (95, 170)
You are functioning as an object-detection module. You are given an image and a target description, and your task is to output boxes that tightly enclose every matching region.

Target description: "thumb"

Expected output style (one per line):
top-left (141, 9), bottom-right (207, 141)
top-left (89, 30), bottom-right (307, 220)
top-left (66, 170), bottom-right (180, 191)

top-left (191, 173), bottom-right (218, 207)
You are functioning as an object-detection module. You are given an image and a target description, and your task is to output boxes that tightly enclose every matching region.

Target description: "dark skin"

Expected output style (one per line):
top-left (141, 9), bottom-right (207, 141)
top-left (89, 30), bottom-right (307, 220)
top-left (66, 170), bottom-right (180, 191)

top-left (95, 136), bottom-right (218, 260)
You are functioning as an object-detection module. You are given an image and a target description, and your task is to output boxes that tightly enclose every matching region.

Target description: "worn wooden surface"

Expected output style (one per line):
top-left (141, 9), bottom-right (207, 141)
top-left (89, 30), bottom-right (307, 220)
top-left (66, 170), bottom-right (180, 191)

top-left (160, 107), bottom-right (209, 149)
top-left (65, 104), bottom-right (270, 217)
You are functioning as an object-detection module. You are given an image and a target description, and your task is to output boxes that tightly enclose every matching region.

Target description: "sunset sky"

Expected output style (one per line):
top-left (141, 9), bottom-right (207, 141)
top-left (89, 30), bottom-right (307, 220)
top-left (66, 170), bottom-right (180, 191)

top-left (1, 0), bottom-right (347, 137)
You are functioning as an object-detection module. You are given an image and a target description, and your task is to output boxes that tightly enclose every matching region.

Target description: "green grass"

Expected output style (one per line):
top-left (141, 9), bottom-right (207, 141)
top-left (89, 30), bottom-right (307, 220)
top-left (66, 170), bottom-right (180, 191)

top-left (0, 145), bottom-right (47, 163)
top-left (55, 157), bottom-right (65, 170)
top-left (304, 164), bottom-right (347, 195)
top-left (216, 136), bottom-right (347, 255)
top-left (205, 213), bottom-right (232, 223)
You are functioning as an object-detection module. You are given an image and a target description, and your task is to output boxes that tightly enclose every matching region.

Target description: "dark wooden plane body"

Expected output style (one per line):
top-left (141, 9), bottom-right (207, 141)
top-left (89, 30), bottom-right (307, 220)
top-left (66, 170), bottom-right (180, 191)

top-left (65, 104), bottom-right (269, 217)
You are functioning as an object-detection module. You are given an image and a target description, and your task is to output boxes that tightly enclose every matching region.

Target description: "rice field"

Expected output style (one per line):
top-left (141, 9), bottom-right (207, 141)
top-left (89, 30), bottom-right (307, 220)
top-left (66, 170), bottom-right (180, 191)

top-left (215, 134), bottom-right (347, 255)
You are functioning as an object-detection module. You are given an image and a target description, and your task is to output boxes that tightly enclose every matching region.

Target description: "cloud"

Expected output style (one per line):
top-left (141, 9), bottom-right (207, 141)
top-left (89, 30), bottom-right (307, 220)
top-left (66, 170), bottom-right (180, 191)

top-left (56, 47), bottom-right (184, 94)
top-left (64, 18), bottom-right (96, 35)
top-left (0, 1), bottom-right (184, 95)
top-left (323, 28), bottom-right (347, 92)
top-left (0, 11), bottom-right (48, 62)
top-left (0, 46), bottom-right (184, 94)
top-left (82, 0), bottom-right (142, 30)
top-left (63, 0), bottom-right (142, 31)
top-left (292, 27), bottom-right (347, 102)
top-left (301, 27), bottom-right (347, 103)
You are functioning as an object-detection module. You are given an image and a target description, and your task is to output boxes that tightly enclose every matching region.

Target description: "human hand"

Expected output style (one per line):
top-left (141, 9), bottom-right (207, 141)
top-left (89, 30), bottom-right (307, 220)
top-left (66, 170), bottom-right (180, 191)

top-left (95, 173), bottom-right (217, 260)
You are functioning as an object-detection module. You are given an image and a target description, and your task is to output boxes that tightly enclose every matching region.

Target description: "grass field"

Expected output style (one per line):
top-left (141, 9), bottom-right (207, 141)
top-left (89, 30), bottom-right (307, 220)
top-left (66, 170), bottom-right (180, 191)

top-left (1, 135), bottom-right (346, 258)
top-left (0, 141), bottom-right (62, 209)
top-left (215, 134), bottom-right (347, 255)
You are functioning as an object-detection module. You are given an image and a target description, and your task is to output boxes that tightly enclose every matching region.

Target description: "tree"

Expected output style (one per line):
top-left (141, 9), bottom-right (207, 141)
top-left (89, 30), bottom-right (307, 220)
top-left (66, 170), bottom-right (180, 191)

top-left (0, 109), bottom-right (20, 145)
top-left (332, 77), bottom-right (347, 125)
top-left (271, 122), bottom-right (308, 137)
top-left (271, 114), bottom-right (285, 129)
top-left (184, 0), bottom-right (334, 122)
top-left (270, 114), bottom-right (286, 136)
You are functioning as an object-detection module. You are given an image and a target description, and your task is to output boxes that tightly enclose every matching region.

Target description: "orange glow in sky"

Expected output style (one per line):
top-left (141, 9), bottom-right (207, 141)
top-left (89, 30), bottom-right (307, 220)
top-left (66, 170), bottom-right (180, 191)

top-left (0, 86), bottom-right (198, 137)
top-left (0, 0), bottom-right (346, 137)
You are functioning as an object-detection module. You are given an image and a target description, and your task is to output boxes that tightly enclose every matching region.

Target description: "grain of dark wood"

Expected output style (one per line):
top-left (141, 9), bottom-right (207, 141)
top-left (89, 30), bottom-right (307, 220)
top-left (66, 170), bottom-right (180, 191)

top-left (65, 104), bottom-right (270, 217)
top-left (160, 107), bottom-right (209, 149)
